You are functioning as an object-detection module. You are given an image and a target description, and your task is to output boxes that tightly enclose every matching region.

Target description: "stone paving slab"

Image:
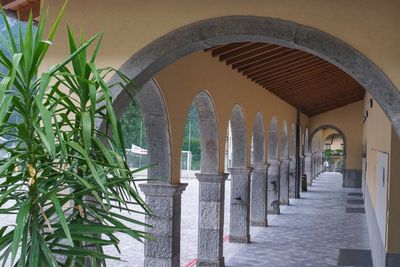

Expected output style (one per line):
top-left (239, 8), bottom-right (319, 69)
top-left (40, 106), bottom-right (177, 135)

top-left (226, 172), bottom-right (370, 267)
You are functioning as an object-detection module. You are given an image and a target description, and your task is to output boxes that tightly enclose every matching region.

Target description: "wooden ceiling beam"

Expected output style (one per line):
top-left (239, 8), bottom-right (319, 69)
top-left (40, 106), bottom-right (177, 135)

top-left (234, 47), bottom-right (292, 71)
top-left (244, 53), bottom-right (313, 77)
top-left (250, 57), bottom-right (324, 81)
top-left (15, 0), bottom-right (40, 21)
top-left (257, 63), bottom-right (337, 86)
top-left (211, 42), bottom-right (250, 57)
top-left (220, 43), bottom-right (268, 61)
top-left (205, 42), bottom-right (366, 116)
top-left (1, 0), bottom-right (25, 9)
top-left (269, 74), bottom-right (355, 96)
top-left (236, 49), bottom-right (302, 72)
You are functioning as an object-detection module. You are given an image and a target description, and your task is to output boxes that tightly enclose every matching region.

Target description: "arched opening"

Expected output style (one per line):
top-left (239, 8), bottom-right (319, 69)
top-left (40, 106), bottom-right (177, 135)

top-left (105, 80), bottom-right (169, 265)
top-left (178, 91), bottom-right (228, 266)
top-left (105, 16), bottom-right (400, 140)
top-left (250, 112), bottom-right (268, 226)
top-left (309, 125), bottom-right (347, 186)
top-left (228, 104), bottom-right (252, 243)
top-left (323, 133), bottom-right (345, 173)
top-left (279, 121), bottom-right (290, 205)
top-left (267, 116), bottom-right (280, 214)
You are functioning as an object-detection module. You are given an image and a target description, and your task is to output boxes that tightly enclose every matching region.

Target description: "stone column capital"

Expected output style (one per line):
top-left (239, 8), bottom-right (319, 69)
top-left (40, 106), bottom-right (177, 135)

top-left (139, 183), bottom-right (187, 197)
top-left (268, 159), bottom-right (281, 167)
top-left (252, 162), bottom-right (269, 171)
top-left (195, 172), bottom-right (228, 183)
top-left (228, 166), bottom-right (253, 175)
top-left (280, 158), bottom-right (290, 164)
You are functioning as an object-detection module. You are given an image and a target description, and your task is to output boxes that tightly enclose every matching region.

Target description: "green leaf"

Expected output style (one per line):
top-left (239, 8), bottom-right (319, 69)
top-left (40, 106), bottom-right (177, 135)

top-left (34, 96), bottom-right (56, 157)
top-left (82, 111), bottom-right (92, 151)
top-left (10, 199), bottom-right (31, 266)
top-left (49, 193), bottom-right (73, 246)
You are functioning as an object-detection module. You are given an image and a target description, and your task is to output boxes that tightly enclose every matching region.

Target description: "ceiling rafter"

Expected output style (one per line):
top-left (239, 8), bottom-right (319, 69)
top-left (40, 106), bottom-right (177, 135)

top-left (205, 42), bottom-right (365, 116)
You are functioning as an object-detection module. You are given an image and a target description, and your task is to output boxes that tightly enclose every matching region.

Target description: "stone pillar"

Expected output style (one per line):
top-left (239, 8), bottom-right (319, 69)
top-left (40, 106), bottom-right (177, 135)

top-left (228, 167), bottom-right (253, 243)
top-left (250, 162), bottom-right (269, 226)
top-left (267, 160), bottom-right (281, 214)
top-left (304, 154), bottom-right (312, 185)
top-left (279, 159), bottom-right (290, 205)
top-left (139, 183), bottom-right (187, 267)
top-left (289, 157), bottom-right (296, 198)
top-left (196, 173), bottom-right (228, 267)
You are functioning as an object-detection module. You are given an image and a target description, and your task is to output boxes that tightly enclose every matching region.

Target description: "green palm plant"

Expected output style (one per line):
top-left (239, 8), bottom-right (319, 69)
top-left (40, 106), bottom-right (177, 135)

top-left (0, 2), bottom-right (149, 266)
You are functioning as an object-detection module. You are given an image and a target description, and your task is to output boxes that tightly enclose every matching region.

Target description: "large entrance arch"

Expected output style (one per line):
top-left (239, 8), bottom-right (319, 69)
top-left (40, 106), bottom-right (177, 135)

top-left (309, 125), bottom-right (349, 187)
top-left (105, 16), bottom-right (400, 138)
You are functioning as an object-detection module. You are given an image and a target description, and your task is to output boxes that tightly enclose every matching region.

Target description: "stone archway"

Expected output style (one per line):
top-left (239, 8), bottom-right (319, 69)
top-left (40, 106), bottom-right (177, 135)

top-left (309, 124), bottom-right (351, 187)
top-left (137, 80), bottom-right (185, 267)
top-left (105, 16), bottom-right (400, 138)
top-left (228, 104), bottom-right (253, 243)
top-left (280, 121), bottom-right (290, 205)
top-left (191, 91), bottom-right (227, 266)
top-left (267, 117), bottom-right (280, 214)
top-left (250, 112), bottom-right (268, 226)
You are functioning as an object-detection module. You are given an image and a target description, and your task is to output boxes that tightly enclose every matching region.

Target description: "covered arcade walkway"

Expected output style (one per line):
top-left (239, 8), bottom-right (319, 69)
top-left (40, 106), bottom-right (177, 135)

top-left (226, 172), bottom-right (371, 266)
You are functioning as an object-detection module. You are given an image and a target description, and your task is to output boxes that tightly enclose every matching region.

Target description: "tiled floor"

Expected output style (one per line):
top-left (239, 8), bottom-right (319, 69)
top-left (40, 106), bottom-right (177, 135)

top-left (226, 172), bottom-right (370, 267)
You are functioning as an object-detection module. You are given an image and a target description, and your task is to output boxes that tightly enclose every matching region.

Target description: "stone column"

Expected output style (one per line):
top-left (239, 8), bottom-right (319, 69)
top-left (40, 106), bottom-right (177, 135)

top-left (228, 167), bottom-right (253, 243)
top-left (279, 158), bottom-right (290, 205)
top-left (267, 160), bottom-right (281, 214)
top-left (250, 162), bottom-right (269, 227)
top-left (289, 157), bottom-right (296, 198)
top-left (304, 154), bottom-right (312, 185)
top-left (139, 183), bottom-right (187, 267)
top-left (196, 173), bottom-right (228, 267)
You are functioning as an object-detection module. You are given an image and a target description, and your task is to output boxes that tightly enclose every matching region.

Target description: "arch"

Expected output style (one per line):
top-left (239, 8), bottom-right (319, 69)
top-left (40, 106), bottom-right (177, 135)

top-left (289, 123), bottom-right (296, 158)
top-left (309, 124), bottom-right (347, 156)
top-left (104, 15), bottom-right (400, 137)
top-left (134, 80), bottom-right (171, 183)
top-left (230, 104), bottom-right (247, 167)
top-left (280, 121), bottom-right (288, 159)
top-left (192, 91), bottom-right (219, 173)
top-left (304, 128), bottom-right (310, 154)
top-left (252, 112), bottom-right (265, 164)
top-left (268, 116), bottom-right (278, 160)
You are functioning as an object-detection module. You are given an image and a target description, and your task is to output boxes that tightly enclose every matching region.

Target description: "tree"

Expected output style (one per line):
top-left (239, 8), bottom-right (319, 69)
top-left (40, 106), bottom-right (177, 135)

top-left (0, 4), bottom-right (148, 266)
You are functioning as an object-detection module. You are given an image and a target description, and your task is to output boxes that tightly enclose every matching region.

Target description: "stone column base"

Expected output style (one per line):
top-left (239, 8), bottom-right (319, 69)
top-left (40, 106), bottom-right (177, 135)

top-left (250, 162), bottom-right (269, 227)
top-left (196, 173), bottom-right (228, 267)
top-left (228, 167), bottom-right (253, 244)
top-left (139, 183), bottom-right (187, 267)
top-left (268, 160), bottom-right (281, 215)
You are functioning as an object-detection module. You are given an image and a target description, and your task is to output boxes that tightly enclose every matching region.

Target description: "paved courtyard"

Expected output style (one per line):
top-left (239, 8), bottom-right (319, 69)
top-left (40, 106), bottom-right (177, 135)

top-left (226, 172), bottom-right (370, 267)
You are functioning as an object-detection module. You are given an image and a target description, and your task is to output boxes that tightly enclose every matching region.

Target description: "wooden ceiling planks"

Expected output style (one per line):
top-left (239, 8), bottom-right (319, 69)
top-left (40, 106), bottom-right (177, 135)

top-left (1, 0), bottom-right (40, 21)
top-left (205, 42), bottom-right (365, 116)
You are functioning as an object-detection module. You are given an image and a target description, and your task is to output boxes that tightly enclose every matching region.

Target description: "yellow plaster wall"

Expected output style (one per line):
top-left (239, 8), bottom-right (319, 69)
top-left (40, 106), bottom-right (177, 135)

top-left (43, 0), bottom-right (400, 96)
top-left (309, 101), bottom-right (363, 170)
top-left (388, 128), bottom-right (400, 253)
top-left (363, 94), bottom-right (392, 207)
top-left (155, 52), bottom-right (301, 181)
top-left (362, 93), bottom-right (400, 253)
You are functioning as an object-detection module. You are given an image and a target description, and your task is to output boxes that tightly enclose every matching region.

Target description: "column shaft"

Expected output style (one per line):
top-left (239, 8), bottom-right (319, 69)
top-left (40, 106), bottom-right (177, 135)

top-left (139, 183), bottom-right (187, 267)
top-left (304, 154), bottom-right (312, 185)
top-left (289, 157), bottom-right (296, 198)
top-left (250, 163), bottom-right (269, 226)
top-left (196, 173), bottom-right (228, 267)
top-left (279, 159), bottom-right (290, 205)
top-left (267, 160), bottom-right (281, 214)
top-left (228, 167), bottom-right (253, 243)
